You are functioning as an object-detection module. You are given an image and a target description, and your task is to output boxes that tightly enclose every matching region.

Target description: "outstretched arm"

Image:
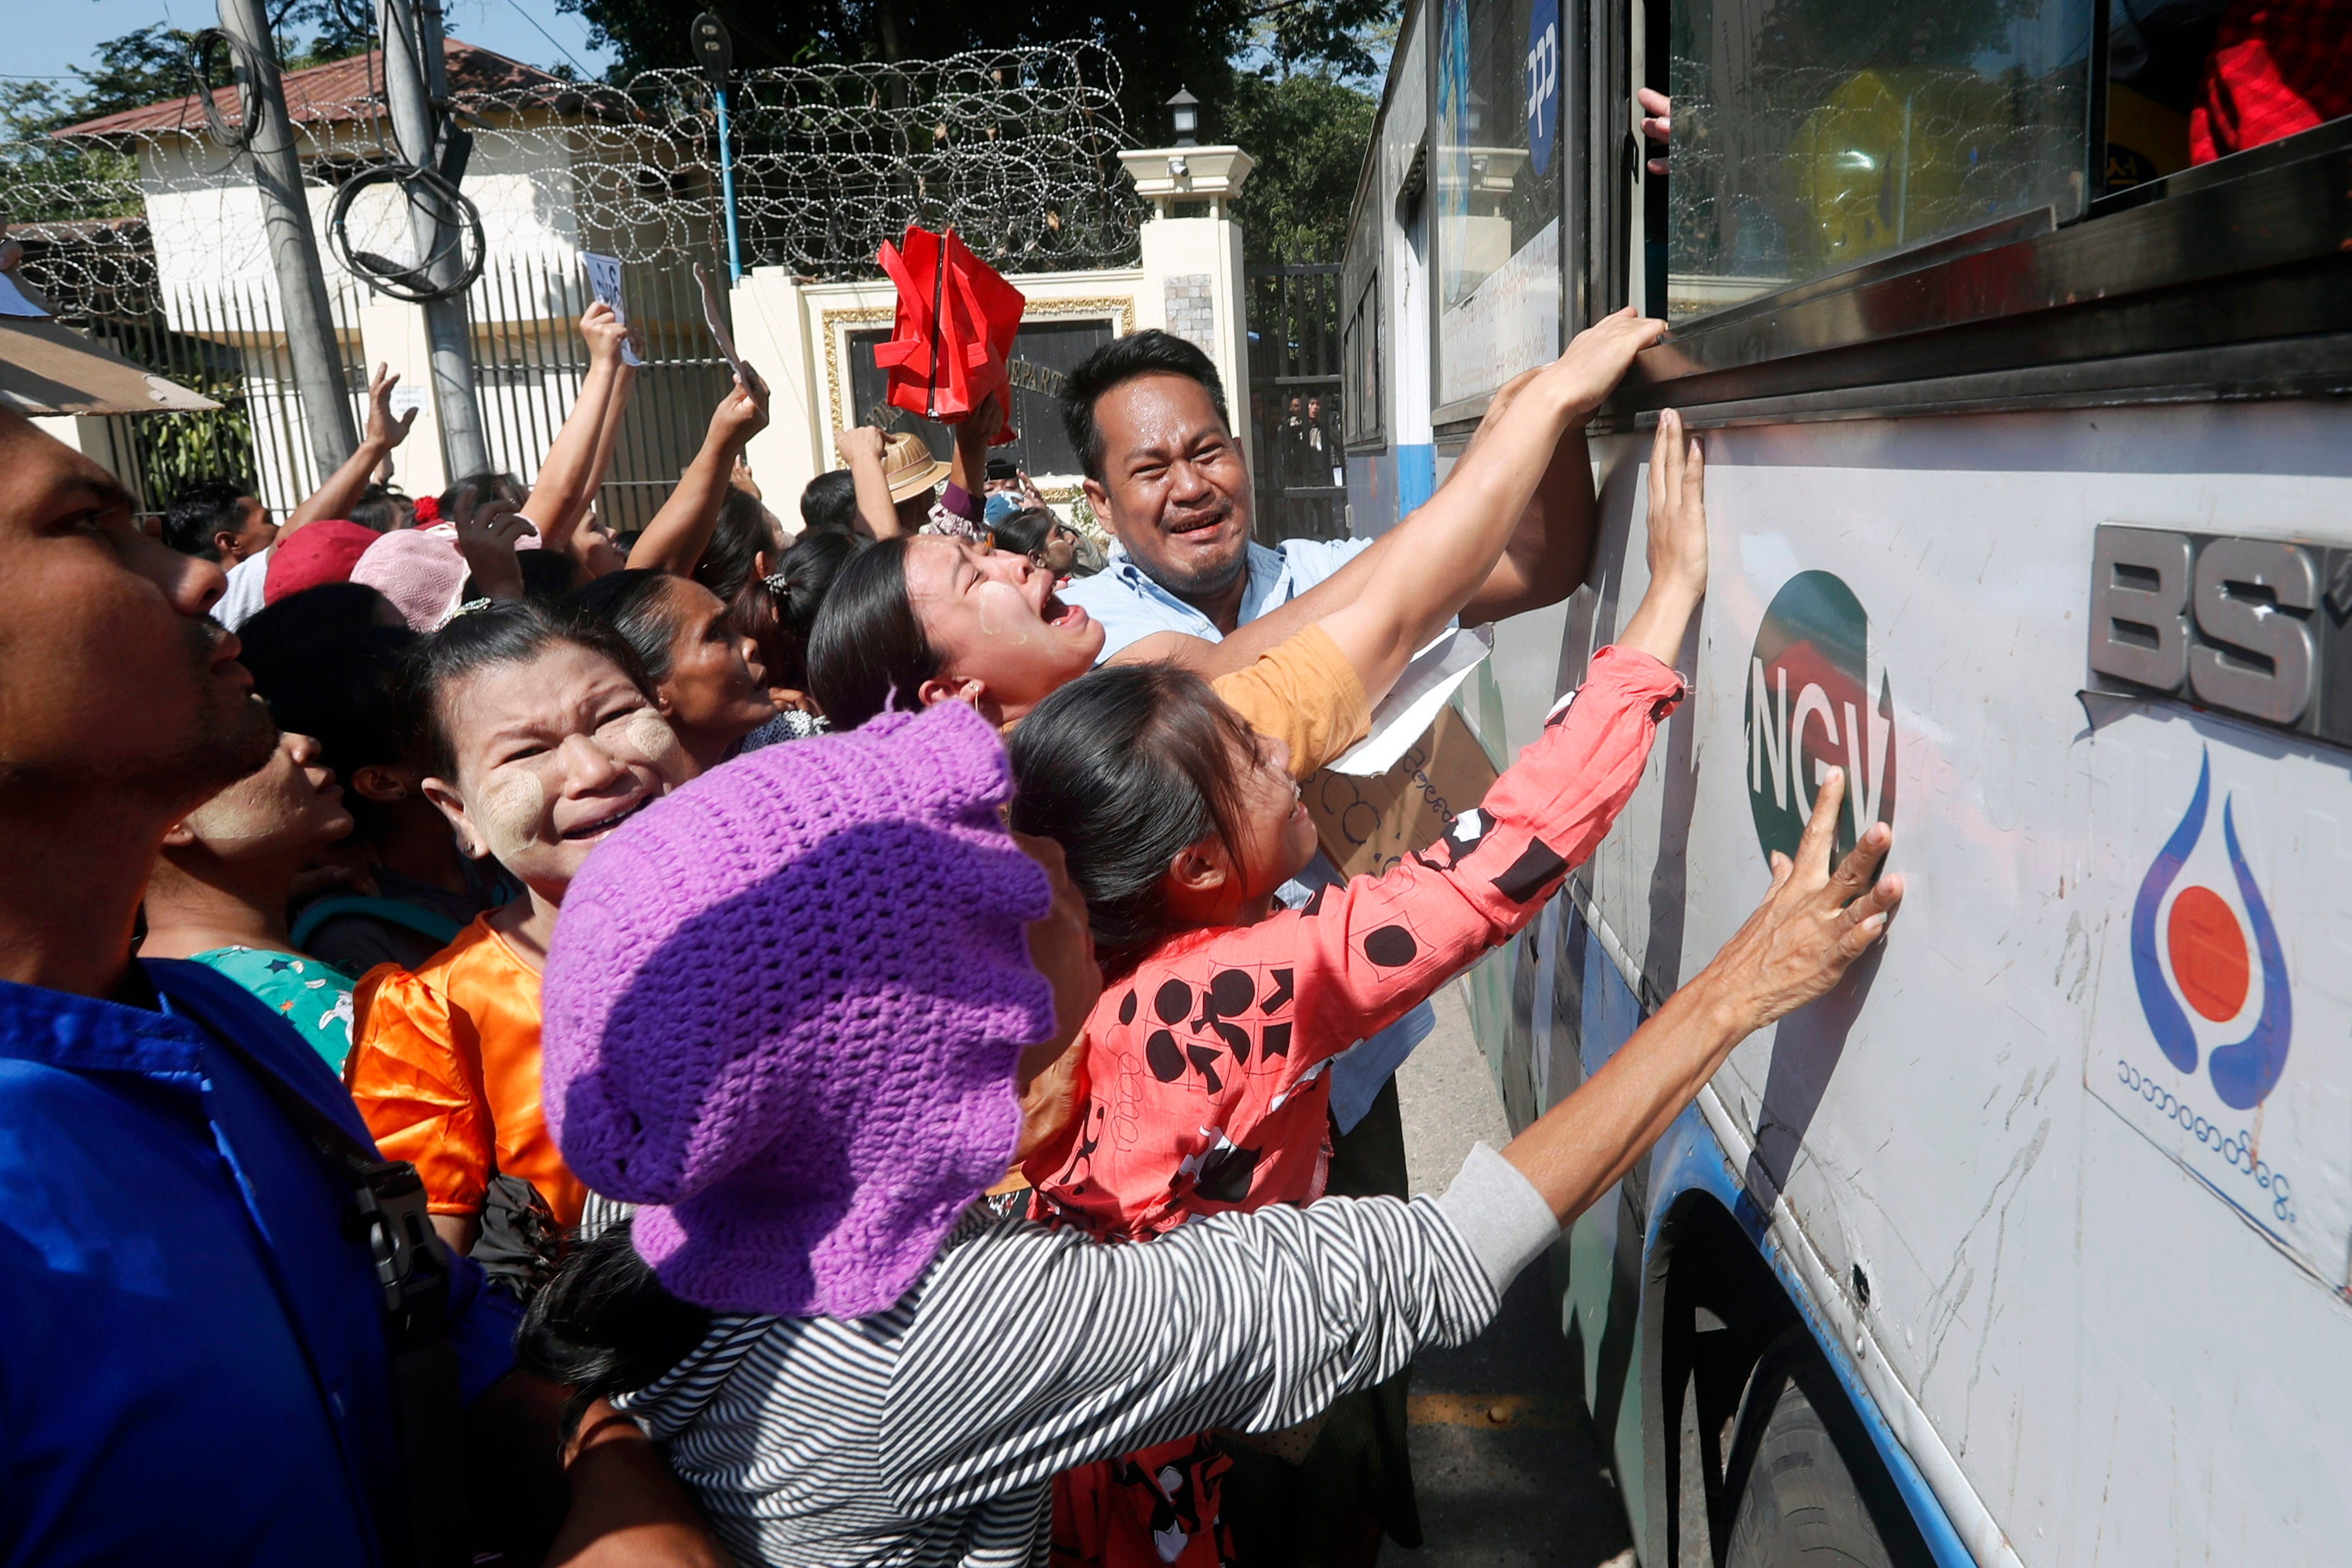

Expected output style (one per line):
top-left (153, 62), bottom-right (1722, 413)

top-left (521, 304), bottom-right (629, 552)
top-left (1304, 309), bottom-right (1668, 709)
top-left (835, 425), bottom-right (905, 540)
top-left (1504, 770), bottom-right (1899, 1222)
top-left (627, 370), bottom-right (772, 577)
top-left (1117, 310), bottom-right (1661, 681)
top-left (557, 345), bottom-right (639, 541)
top-left (288, 364), bottom-right (416, 530)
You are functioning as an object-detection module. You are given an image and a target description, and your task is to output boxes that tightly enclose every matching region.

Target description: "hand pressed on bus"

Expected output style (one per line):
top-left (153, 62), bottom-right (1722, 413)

top-left (1502, 765), bottom-right (1900, 1226)
top-left (1616, 407), bottom-right (1706, 668)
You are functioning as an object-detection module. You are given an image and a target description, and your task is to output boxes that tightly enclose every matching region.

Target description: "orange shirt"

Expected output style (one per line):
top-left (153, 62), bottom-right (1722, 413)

top-left (346, 915), bottom-right (587, 1228)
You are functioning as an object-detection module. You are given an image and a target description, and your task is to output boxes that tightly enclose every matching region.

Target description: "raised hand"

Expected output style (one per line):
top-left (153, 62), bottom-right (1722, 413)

top-left (365, 363), bottom-right (418, 449)
top-left (1644, 408), bottom-right (1705, 599)
top-left (1639, 87), bottom-right (1671, 177)
top-left (1530, 306), bottom-right (1669, 421)
top-left (709, 369), bottom-right (770, 448)
top-left (453, 495), bottom-right (537, 602)
top-left (834, 425), bottom-right (886, 468)
top-left (1708, 767), bottom-right (1902, 1034)
top-left (580, 300), bottom-right (629, 366)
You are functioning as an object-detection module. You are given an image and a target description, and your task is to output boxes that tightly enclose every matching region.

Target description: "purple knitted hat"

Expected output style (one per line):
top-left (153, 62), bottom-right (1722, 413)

top-left (541, 700), bottom-right (1055, 1318)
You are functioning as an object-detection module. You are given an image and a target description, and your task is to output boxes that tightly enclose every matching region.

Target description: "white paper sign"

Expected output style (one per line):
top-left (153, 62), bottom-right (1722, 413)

top-left (1329, 624), bottom-right (1495, 776)
top-left (389, 385), bottom-right (428, 419)
top-left (579, 251), bottom-right (644, 366)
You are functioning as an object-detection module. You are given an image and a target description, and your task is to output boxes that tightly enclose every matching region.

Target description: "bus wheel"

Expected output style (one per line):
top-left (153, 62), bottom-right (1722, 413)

top-left (1718, 1328), bottom-right (1933, 1568)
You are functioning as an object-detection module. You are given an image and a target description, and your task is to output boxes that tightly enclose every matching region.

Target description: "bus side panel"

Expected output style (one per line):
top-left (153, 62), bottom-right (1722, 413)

top-left (1522, 403), bottom-right (2352, 1567)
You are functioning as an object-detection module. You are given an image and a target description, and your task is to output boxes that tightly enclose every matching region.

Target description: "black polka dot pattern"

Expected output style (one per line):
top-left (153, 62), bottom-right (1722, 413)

top-left (1363, 925), bottom-right (1418, 967)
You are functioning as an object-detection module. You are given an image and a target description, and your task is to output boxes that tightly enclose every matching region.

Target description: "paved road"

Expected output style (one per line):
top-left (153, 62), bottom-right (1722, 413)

top-left (1389, 984), bottom-right (1636, 1568)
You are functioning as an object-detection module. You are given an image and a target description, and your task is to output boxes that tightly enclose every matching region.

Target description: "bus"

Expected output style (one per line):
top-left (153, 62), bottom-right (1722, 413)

top-left (1337, 1), bottom-right (2352, 1562)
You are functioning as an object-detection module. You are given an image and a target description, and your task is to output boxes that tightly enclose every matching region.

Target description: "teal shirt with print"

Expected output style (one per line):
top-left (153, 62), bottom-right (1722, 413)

top-left (186, 947), bottom-right (359, 1071)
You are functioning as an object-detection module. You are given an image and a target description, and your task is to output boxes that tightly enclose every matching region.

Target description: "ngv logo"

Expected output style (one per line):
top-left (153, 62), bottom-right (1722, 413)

top-left (1744, 571), bottom-right (1896, 862)
top-left (2130, 749), bottom-right (2291, 1109)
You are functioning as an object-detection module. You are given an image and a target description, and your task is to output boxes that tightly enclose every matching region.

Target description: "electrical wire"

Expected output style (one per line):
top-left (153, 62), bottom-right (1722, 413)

top-left (327, 161), bottom-right (487, 301)
top-left (496, 0), bottom-right (594, 80)
top-left (185, 27), bottom-right (263, 151)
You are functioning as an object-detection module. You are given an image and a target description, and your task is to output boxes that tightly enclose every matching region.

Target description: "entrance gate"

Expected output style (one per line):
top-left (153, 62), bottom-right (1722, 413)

top-left (1245, 256), bottom-right (1348, 544)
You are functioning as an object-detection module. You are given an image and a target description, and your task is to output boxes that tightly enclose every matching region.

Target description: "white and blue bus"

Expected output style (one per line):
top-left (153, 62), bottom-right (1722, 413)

top-left (1339, 1), bottom-right (2352, 1562)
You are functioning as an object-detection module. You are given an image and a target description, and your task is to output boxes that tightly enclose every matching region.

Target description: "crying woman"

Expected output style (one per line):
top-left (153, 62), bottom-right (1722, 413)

top-left (346, 599), bottom-right (696, 1266)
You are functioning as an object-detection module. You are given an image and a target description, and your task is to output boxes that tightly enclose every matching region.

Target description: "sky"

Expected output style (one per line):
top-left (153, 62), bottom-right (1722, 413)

top-left (6, 0), bottom-right (618, 92)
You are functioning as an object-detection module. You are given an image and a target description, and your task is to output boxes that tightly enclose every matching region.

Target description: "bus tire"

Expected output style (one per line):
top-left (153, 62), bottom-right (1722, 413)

top-left (1718, 1328), bottom-right (1933, 1568)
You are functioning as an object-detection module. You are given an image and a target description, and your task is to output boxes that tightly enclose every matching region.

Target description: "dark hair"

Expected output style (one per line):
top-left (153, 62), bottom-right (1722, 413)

top-left (459, 548), bottom-right (589, 606)
top-left (765, 528), bottom-right (867, 690)
top-left (990, 506), bottom-right (1062, 562)
top-left (803, 535), bottom-right (940, 730)
top-left (392, 597), bottom-right (651, 780)
top-left (571, 568), bottom-right (689, 684)
top-left (1059, 328), bottom-right (1229, 482)
top-left (517, 1217), bottom-right (711, 1444)
top-left (692, 486), bottom-right (789, 681)
top-left (346, 485), bottom-right (408, 534)
top-left (696, 487), bottom-right (773, 602)
top-left (238, 585), bottom-right (416, 818)
top-left (798, 470), bottom-right (861, 534)
top-left (439, 470), bottom-right (526, 520)
top-left (984, 456), bottom-right (1019, 483)
top-left (1007, 663), bottom-right (1257, 968)
top-left (163, 480), bottom-right (253, 559)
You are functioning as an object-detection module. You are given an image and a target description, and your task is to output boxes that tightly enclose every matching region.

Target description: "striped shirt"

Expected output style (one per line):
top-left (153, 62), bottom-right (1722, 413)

top-left (611, 1144), bottom-right (1557, 1567)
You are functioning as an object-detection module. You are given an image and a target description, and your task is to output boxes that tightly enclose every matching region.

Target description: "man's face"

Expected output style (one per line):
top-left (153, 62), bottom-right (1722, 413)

top-left (222, 496), bottom-right (277, 563)
top-left (0, 414), bottom-right (276, 812)
top-left (1306, 397), bottom-right (1323, 421)
top-left (1080, 373), bottom-right (1253, 604)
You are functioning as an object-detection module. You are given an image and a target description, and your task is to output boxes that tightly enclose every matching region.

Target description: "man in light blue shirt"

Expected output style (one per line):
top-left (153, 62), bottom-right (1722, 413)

top-left (1056, 331), bottom-right (1599, 1138)
top-left (1064, 526), bottom-right (1375, 661)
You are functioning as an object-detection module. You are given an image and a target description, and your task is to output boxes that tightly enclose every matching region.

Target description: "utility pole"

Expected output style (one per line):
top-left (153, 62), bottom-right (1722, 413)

top-left (378, 0), bottom-right (490, 478)
top-left (217, 0), bottom-right (358, 472)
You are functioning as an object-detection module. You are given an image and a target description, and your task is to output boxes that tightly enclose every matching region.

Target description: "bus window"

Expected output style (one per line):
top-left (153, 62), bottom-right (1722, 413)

top-left (1665, 0), bottom-right (2096, 323)
top-left (1431, 0), bottom-right (1565, 413)
top-left (2107, 0), bottom-right (2352, 188)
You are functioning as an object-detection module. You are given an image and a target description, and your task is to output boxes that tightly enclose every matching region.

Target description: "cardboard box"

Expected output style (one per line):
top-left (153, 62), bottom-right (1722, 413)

top-left (1304, 706), bottom-right (1500, 881)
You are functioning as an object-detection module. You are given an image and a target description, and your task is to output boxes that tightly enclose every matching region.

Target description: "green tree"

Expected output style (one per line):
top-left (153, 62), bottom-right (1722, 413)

top-left (1226, 70), bottom-right (1378, 259)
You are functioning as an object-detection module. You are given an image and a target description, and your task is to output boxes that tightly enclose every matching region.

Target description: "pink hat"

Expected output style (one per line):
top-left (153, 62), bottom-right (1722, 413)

top-left (263, 520), bottom-right (378, 605)
top-left (350, 523), bottom-right (467, 632)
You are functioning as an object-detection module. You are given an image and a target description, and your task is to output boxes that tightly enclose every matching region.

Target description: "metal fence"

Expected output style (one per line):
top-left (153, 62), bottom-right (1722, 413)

top-left (1246, 257), bottom-right (1349, 544)
top-left (18, 235), bottom-right (729, 533)
top-left (462, 253), bottom-right (731, 536)
top-left (3, 39), bottom-right (1140, 522)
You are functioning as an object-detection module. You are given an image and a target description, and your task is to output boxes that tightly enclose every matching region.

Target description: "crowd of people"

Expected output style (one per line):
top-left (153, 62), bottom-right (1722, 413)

top-left (0, 295), bottom-right (1902, 1567)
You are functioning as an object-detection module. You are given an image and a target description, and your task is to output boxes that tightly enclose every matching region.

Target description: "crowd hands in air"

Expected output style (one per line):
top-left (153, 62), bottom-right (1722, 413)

top-left (0, 285), bottom-right (1899, 1566)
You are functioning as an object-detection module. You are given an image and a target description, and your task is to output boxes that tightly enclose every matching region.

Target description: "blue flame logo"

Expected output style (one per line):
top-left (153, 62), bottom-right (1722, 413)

top-left (2128, 749), bottom-right (2291, 1109)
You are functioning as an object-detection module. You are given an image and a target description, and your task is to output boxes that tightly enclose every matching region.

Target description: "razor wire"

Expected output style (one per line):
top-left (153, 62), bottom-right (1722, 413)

top-left (0, 40), bottom-right (1146, 327)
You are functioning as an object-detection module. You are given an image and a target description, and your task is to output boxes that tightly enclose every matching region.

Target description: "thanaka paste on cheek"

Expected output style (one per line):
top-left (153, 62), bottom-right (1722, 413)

top-left (974, 580), bottom-right (1035, 645)
top-left (623, 708), bottom-right (691, 782)
top-left (475, 769), bottom-right (547, 862)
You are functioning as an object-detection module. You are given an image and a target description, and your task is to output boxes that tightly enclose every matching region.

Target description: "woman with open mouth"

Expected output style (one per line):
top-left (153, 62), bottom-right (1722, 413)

top-left (345, 597), bottom-right (697, 1283)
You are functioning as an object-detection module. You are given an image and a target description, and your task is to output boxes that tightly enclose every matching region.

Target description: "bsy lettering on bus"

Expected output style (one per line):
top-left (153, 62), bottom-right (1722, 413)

top-left (2087, 524), bottom-right (2352, 747)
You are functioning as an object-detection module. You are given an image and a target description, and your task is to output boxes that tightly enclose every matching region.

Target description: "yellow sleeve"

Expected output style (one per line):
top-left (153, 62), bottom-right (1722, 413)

top-left (347, 964), bottom-right (494, 1217)
top-left (1210, 621), bottom-right (1372, 780)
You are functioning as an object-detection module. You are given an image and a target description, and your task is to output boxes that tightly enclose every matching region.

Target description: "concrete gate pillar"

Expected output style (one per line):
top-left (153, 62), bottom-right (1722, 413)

top-left (1120, 146), bottom-right (1256, 474)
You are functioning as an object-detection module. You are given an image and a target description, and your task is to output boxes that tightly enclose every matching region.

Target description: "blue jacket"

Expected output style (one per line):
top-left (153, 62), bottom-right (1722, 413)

top-left (0, 960), bottom-right (520, 1566)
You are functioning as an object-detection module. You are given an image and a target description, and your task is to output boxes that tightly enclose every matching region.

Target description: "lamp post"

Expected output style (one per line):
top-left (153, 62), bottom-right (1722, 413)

top-left (692, 12), bottom-right (743, 282)
top-left (1166, 87), bottom-right (1200, 147)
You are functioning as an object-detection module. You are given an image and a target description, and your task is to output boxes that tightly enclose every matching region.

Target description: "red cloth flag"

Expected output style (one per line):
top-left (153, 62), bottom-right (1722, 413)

top-left (873, 226), bottom-right (1025, 438)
